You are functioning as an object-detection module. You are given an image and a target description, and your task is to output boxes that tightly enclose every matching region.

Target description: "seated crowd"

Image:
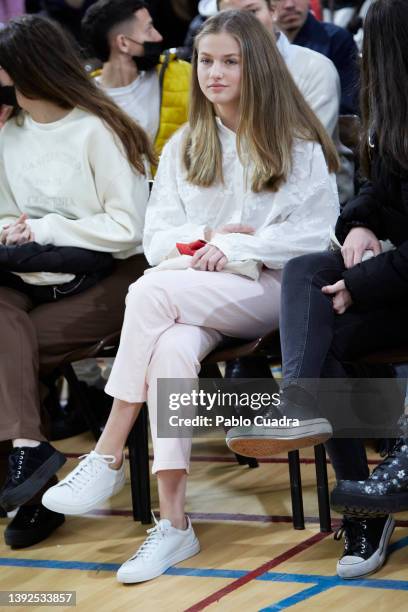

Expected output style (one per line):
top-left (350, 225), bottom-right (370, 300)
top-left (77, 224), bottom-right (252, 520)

top-left (0, 0), bottom-right (407, 589)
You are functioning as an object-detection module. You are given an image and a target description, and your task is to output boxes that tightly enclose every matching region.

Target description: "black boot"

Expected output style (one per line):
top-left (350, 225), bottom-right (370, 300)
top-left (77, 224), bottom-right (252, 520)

top-left (335, 515), bottom-right (395, 579)
top-left (0, 442), bottom-right (66, 512)
top-left (331, 439), bottom-right (408, 516)
top-left (4, 504), bottom-right (65, 548)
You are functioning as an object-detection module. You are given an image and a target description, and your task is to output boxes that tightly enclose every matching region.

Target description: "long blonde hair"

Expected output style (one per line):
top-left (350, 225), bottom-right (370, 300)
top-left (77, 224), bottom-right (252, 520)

top-left (184, 10), bottom-right (339, 193)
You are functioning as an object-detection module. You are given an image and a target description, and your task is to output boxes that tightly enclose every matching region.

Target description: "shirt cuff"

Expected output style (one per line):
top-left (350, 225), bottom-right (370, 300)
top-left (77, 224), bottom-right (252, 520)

top-left (26, 218), bottom-right (50, 245)
top-left (208, 234), bottom-right (235, 261)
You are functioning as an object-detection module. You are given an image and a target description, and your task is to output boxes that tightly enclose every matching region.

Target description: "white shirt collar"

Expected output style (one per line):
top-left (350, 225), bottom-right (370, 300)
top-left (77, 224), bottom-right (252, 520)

top-left (276, 30), bottom-right (295, 66)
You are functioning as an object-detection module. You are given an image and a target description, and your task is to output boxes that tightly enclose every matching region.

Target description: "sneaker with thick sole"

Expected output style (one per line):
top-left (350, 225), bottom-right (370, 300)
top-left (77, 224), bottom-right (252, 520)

top-left (42, 450), bottom-right (125, 515)
top-left (4, 504), bottom-right (65, 548)
top-left (117, 515), bottom-right (200, 584)
top-left (226, 397), bottom-right (332, 458)
top-left (0, 442), bottom-right (66, 512)
top-left (335, 515), bottom-right (395, 579)
top-left (331, 439), bottom-right (408, 517)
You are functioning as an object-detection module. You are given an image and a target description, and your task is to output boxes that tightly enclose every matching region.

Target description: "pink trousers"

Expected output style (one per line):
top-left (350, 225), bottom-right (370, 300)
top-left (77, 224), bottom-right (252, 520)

top-left (105, 268), bottom-right (282, 473)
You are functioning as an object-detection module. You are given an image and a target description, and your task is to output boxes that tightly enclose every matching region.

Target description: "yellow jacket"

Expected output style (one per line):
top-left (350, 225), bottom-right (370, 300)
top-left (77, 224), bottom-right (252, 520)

top-left (91, 52), bottom-right (191, 156)
top-left (155, 51), bottom-right (191, 155)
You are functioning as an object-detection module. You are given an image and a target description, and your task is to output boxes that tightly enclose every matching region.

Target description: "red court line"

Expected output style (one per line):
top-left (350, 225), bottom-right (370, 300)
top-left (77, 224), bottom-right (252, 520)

top-left (63, 451), bottom-right (381, 466)
top-left (184, 531), bottom-right (331, 612)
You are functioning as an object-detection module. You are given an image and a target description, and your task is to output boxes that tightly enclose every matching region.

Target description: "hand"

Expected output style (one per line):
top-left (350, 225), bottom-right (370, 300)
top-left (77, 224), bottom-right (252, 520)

top-left (322, 279), bottom-right (353, 314)
top-left (1, 214), bottom-right (34, 245)
top-left (191, 243), bottom-right (228, 271)
top-left (205, 224), bottom-right (255, 241)
top-left (341, 227), bottom-right (381, 269)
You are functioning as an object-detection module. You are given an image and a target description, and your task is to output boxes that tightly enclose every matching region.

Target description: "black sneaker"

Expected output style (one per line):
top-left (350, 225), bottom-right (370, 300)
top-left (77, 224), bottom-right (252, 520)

top-left (4, 504), bottom-right (65, 548)
top-left (331, 439), bottom-right (408, 516)
top-left (335, 515), bottom-right (395, 579)
top-left (0, 442), bottom-right (66, 512)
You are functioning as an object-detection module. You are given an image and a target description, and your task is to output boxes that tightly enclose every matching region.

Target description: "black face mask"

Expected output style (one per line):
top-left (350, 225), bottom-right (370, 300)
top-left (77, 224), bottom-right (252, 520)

top-left (132, 41), bottom-right (162, 72)
top-left (0, 85), bottom-right (17, 107)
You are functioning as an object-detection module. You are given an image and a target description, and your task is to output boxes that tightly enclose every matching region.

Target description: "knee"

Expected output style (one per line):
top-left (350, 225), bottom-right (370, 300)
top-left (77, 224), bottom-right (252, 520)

top-left (153, 328), bottom-right (200, 365)
top-left (126, 273), bottom-right (166, 310)
top-left (148, 327), bottom-right (202, 379)
top-left (283, 251), bottom-right (341, 288)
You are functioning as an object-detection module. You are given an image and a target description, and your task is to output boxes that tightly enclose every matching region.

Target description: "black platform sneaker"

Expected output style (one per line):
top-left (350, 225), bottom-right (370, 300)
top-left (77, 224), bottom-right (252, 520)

top-left (335, 515), bottom-right (395, 579)
top-left (4, 504), bottom-right (65, 548)
top-left (331, 439), bottom-right (408, 516)
top-left (0, 442), bottom-right (66, 512)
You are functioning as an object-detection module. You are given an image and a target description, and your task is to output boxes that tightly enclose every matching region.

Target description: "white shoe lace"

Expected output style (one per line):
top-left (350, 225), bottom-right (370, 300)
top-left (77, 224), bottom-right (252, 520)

top-left (60, 450), bottom-right (117, 491)
top-left (129, 513), bottom-right (171, 561)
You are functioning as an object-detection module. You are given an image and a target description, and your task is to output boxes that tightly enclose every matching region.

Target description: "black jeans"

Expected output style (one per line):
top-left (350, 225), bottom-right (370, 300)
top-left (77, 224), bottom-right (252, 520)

top-left (281, 250), bottom-right (408, 481)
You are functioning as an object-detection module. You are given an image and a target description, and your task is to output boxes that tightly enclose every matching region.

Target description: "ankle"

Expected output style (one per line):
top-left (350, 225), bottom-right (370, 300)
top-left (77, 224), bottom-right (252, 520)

top-left (94, 447), bottom-right (123, 470)
top-left (110, 454), bottom-right (124, 470)
top-left (161, 514), bottom-right (187, 530)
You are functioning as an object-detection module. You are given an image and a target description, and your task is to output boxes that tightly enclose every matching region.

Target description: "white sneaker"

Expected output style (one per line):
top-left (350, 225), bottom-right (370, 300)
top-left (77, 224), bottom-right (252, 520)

top-left (41, 451), bottom-right (125, 515)
top-left (117, 514), bottom-right (200, 583)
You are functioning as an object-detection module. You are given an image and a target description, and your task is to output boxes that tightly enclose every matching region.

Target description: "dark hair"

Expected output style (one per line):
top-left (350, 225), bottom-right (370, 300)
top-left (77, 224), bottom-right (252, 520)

top-left (360, 0), bottom-right (408, 176)
top-left (81, 0), bottom-right (148, 62)
top-left (0, 15), bottom-right (156, 174)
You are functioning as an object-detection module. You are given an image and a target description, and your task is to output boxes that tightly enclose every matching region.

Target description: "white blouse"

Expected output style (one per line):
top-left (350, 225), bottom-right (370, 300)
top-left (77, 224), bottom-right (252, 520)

top-left (143, 120), bottom-right (339, 268)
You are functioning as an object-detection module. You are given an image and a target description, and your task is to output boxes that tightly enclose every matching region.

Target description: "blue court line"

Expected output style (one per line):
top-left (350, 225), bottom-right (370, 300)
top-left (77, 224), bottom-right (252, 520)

top-left (2, 533), bottom-right (408, 612)
top-left (388, 534), bottom-right (408, 554)
top-left (259, 574), bottom-right (408, 612)
top-left (259, 583), bottom-right (333, 612)
top-left (0, 558), bottom-right (119, 572)
top-left (257, 537), bottom-right (408, 612)
top-left (2, 558), bottom-right (408, 592)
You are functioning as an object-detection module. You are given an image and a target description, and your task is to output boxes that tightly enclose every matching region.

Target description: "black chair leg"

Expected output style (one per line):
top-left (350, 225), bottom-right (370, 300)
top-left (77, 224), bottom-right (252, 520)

top-left (61, 364), bottom-right (101, 441)
top-left (234, 453), bottom-right (259, 468)
top-left (128, 404), bottom-right (151, 524)
top-left (288, 450), bottom-right (305, 530)
top-left (314, 444), bottom-right (332, 533)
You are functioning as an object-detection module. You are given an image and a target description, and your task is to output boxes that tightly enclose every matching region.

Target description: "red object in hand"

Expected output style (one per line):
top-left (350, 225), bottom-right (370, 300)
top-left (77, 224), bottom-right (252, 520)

top-left (176, 239), bottom-right (207, 256)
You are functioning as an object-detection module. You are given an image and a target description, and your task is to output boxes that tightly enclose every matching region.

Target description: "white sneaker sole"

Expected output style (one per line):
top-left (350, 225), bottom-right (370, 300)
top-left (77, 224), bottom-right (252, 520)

top-left (337, 515), bottom-right (395, 579)
top-left (117, 538), bottom-right (201, 584)
top-left (226, 421), bottom-right (333, 457)
top-left (42, 470), bottom-right (126, 516)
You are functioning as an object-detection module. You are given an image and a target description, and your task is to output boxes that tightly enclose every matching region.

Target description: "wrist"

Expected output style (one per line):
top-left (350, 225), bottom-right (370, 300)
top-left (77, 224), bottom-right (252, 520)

top-left (204, 227), bottom-right (212, 242)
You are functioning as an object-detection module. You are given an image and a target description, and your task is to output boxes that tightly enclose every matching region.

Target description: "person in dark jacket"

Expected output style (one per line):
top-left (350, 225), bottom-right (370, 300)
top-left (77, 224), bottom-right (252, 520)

top-left (226, 0), bottom-right (408, 581)
top-left (274, 0), bottom-right (359, 114)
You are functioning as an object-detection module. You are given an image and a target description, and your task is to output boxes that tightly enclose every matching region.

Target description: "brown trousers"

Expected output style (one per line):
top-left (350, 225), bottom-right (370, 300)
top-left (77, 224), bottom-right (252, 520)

top-left (0, 254), bottom-right (147, 443)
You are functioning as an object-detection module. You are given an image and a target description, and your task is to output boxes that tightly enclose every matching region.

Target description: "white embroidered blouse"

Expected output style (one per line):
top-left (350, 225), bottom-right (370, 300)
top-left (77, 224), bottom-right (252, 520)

top-left (143, 121), bottom-right (339, 268)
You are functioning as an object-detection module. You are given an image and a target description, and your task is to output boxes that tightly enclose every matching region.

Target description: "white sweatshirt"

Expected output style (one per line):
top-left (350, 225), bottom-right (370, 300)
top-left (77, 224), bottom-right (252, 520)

top-left (0, 108), bottom-right (149, 263)
top-left (277, 32), bottom-right (340, 136)
top-left (143, 121), bottom-right (339, 268)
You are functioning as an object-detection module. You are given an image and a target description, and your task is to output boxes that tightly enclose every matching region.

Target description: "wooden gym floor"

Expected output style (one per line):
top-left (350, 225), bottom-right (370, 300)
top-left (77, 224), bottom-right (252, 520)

top-left (1, 433), bottom-right (408, 611)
